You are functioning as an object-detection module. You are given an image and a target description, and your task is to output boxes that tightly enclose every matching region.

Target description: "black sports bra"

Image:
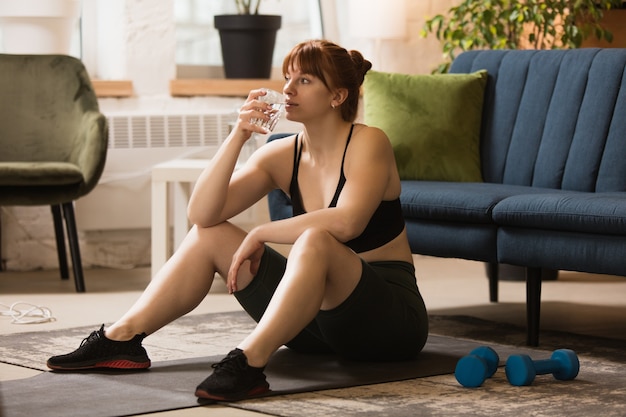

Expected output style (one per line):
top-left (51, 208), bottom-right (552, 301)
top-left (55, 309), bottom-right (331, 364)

top-left (288, 125), bottom-right (405, 253)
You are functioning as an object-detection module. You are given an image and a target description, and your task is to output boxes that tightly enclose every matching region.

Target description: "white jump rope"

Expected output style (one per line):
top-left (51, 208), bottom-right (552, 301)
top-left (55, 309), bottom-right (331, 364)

top-left (0, 302), bottom-right (56, 324)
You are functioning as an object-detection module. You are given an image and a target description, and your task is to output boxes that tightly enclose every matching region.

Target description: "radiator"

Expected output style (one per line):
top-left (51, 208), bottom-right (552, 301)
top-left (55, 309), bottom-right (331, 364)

top-left (106, 112), bottom-right (234, 150)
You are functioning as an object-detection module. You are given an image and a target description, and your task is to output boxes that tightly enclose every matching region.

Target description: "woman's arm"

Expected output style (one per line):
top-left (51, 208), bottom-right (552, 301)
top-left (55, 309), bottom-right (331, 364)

top-left (187, 90), bottom-right (286, 227)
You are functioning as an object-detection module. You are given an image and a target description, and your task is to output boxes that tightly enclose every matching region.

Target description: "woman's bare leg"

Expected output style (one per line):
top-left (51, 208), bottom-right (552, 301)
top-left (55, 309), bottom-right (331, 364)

top-left (105, 222), bottom-right (254, 341)
top-left (236, 227), bottom-right (363, 367)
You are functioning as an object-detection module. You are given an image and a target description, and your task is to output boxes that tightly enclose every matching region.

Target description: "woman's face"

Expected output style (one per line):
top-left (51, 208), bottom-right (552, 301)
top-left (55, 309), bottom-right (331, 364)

top-left (283, 65), bottom-right (334, 123)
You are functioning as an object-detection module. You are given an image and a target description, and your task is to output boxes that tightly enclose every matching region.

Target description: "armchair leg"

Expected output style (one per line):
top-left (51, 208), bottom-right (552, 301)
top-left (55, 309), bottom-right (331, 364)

top-left (526, 267), bottom-right (542, 346)
top-left (61, 202), bottom-right (86, 293)
top-left (51, 205), bottom-right (70, 279)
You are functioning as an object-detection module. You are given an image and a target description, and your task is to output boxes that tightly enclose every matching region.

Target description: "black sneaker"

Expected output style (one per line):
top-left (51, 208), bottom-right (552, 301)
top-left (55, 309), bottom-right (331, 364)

top-left (195, 348), bottom-right (270, 401)
top-left (46, 324), bottom-right (151, 370)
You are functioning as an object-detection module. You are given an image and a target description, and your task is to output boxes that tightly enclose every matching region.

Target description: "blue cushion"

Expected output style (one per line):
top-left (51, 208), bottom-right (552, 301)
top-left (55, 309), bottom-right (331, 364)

top-left (493, 192), bottom-right (626, 234)
top-left (406, 220), bottom-right (497, 263)
top-left (400, 182), bottom-right (570, 223)
top-left (498, 228), bottom-right (626, 276)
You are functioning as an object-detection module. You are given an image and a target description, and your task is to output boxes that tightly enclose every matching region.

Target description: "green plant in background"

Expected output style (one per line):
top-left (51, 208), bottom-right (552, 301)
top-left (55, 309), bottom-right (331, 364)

top-left (235, 0), bottom-right (262, 14)
top-left (422, 0), bottom-right (624, 73)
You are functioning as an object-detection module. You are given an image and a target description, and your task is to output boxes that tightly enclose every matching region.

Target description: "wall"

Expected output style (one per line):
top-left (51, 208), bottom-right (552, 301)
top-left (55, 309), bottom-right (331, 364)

top-left (581, 10), bottom-right (626, 48)
top-left (0, 0), bottom-right (454, 272)
top-left (343, 0), bottom-right (457, 74)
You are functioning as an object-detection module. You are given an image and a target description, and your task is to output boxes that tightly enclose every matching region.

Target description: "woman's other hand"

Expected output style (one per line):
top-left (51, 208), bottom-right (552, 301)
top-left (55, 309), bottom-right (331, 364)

top-left (227, 228), bottom-right (265, 294)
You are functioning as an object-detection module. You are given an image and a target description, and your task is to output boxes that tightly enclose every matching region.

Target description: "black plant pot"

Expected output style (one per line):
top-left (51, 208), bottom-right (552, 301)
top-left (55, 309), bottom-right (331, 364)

top-left (214, 14), bottom-right (282, 79)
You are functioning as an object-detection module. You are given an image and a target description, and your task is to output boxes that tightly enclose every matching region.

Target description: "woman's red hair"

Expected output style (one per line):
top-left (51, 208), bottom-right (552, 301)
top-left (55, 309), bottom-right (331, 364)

top-left (282, 39), bottom-right (372, 122)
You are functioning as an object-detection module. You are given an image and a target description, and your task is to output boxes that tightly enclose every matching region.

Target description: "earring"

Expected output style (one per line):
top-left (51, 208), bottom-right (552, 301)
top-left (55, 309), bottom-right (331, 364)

top-left (331, 104), bottom-right (336, 109)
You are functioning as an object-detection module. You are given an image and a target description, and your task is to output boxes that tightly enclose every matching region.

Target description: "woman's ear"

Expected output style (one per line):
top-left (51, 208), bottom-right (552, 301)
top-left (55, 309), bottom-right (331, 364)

top-left (331, 88), bottom-right (349, 108)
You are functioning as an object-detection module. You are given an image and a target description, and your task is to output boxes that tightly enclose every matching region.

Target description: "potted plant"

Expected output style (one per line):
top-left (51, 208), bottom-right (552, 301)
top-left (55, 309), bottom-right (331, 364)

top-left (422, 0), bottom-right (624, 73)
top-left (214, 0), bottom-right (281, 79)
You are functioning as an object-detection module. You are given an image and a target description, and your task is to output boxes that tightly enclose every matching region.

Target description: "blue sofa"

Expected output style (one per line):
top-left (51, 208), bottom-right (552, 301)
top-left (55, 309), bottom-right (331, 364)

top-left (268, 48), bottom-right (626, 346)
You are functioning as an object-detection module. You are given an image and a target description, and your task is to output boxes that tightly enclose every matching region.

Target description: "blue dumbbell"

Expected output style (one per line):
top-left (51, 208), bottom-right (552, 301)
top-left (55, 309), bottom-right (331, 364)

top-left (505, 349), bottom-right (579, 386)
top-left (455, 346), bottom-right (500, 387)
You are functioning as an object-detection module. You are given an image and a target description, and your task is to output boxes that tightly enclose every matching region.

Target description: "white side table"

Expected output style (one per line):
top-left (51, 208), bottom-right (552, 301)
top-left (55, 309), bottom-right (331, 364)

top-left (151, 158), bottom-right (254, 277)
top-left (151, 159), bottom-right (209, 277)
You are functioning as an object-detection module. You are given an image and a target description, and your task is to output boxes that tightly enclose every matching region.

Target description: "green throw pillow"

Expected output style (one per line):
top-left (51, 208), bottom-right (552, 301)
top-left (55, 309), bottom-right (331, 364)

top-left (363, 70), bottom-right (487, 182)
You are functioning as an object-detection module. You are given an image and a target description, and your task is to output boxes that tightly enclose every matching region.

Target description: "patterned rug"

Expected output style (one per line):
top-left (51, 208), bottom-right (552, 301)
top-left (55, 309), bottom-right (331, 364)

top-left (231, 316), bottom-right (626, 417)
top-left (1, 312), bottom-right (624, 417)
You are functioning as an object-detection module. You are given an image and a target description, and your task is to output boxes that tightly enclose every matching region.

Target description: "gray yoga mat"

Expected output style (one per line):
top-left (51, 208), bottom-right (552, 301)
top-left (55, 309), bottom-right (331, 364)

top-left (1, 334), bottom-right (497, 417)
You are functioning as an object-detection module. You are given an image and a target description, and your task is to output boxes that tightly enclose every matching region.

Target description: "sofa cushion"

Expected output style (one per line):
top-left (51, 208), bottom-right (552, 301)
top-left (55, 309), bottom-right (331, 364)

top-left (497, 227), bottom-right (626, 277)
top-left (363, 70), bottom-right (487, 182)
top-left (400, 182), bottom-right (567, 224)
top-left (493, 193), bottom-right (626, 235)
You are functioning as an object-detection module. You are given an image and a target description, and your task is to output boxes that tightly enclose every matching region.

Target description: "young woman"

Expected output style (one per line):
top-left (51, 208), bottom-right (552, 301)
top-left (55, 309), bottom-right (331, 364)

top-left (47, 39), bottom-right (429, 401)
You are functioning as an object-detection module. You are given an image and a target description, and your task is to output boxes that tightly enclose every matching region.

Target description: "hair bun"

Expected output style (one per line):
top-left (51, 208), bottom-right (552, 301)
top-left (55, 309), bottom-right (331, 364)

top-left (349, 50), bottom-right (373, 81)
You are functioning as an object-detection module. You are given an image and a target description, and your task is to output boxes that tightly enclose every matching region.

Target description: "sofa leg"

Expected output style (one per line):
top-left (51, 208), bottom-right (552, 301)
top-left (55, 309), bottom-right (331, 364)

top-left (0, 209), bottom-right (3, 271)
top-left (526, 267), bottom-right (542, 346)
top-left (61, 202), bottom-right (86, 293)
top-left (486, 262), bottom-right (499, 302)
top-left (51, 205), bottom-right (70, 280)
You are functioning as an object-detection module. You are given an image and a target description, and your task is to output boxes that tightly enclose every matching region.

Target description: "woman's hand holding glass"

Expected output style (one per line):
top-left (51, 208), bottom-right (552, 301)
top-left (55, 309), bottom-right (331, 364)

top-left (236, 89), bottom-right (285, 139)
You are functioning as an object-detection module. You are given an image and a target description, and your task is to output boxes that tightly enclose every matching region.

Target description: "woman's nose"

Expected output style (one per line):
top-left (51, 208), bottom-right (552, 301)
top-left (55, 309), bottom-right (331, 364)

top-left (283, 80), bottom-right (294, 96)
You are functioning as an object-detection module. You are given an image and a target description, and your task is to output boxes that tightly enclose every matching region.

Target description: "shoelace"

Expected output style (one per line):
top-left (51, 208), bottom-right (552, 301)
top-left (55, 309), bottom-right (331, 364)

top-left (79, 328), bottom-right (102, 348)
top-left (0, 301), bottom-right (56, 324)
top-left (212, 351), bottom-right (247, 374)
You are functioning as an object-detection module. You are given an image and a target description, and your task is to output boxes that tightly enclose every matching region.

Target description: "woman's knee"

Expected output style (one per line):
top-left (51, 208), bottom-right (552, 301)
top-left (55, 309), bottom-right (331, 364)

top-left (191, 222), bottom-right (244, 245)
top-left (185, 224), bottom-right (222, 251)
top-left (181, 222), bottom-right (244, 262)
top-left (293, 227), bottom-right (339, 256)
top-left (175, 222), bottom-right (246, 278)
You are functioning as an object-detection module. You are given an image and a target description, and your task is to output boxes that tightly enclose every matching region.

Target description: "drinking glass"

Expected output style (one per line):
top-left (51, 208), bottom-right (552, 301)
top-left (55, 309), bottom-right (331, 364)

top-left (251, 88), bottom-right (285, 132)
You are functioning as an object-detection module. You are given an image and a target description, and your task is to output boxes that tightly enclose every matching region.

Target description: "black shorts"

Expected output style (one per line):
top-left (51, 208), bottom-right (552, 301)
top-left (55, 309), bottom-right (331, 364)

top-left (234, 245), bottom-right (429, 361)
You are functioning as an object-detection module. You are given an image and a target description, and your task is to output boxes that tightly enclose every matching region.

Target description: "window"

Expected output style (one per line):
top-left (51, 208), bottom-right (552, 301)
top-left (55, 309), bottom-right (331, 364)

top-left (174, 0), bottom-right (325, 78)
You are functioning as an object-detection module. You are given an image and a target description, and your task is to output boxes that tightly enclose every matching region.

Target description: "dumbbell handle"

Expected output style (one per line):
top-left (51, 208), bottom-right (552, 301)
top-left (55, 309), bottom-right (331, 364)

top-left (506, 349), bottom-right (579, 386)
top-left (532, 358), bottom-right (561, 375)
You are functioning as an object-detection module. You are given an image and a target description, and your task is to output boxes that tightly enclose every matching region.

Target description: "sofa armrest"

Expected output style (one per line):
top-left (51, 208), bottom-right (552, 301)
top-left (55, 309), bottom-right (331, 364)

top-left (266, 133), bottom-right (294, 220)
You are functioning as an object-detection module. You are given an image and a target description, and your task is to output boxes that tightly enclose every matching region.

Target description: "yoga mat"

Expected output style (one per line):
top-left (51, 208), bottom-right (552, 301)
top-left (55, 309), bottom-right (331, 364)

top-left (5, 312), bottom-right (624, 417)
top-left (1, 334), bottom-right (507, 417)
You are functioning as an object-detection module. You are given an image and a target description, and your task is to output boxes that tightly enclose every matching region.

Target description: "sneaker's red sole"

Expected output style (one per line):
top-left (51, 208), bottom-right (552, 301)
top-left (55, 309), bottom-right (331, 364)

top-left (47, 359), bottom-right (151, 370)
top-left (95, 359), bottom-right (151, 369)
top-left (195, 383), bottom-right (270, 402)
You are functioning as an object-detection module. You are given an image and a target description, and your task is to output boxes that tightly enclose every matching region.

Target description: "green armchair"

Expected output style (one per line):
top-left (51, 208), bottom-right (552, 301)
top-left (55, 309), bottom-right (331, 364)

top-left (0, 54), bottom-right (108, 292)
